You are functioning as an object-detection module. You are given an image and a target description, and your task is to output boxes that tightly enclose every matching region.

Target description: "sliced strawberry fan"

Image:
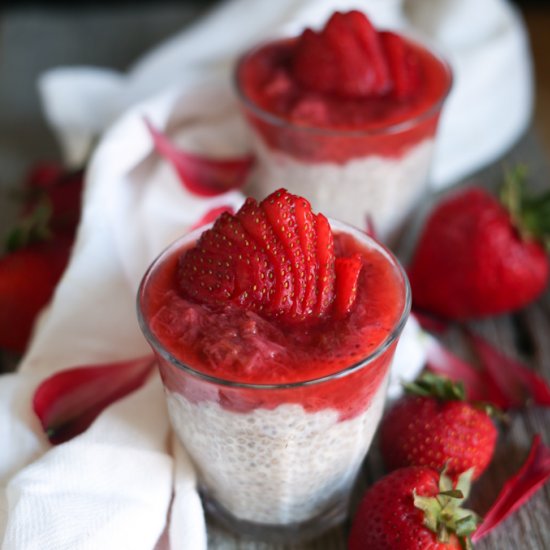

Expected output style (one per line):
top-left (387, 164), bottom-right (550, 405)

top-left (33, 356), bottom-right (155, 444)
top-left (473, 435), bottom-right (550, 541)
top-left (144, 118), bottom-right (254, 197)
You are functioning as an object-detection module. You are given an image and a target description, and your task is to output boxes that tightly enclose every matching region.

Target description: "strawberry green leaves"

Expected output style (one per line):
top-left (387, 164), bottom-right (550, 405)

top-left (473, 435), bottom-right (550, 542)
top-left (33, 356), bottom-right (155, 444)
top-left (145, 118), bottom-right (254, 197)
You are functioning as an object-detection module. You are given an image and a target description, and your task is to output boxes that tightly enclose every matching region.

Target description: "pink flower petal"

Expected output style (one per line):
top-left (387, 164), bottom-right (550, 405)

top-left (472, 435), bottom-right (550, 541)
top-left (33, 356), bottom-right (155, 444)
top-left (468, 332), bottom-right (550, 410)
top-left (424, 336), bottom-right (488, 403)
top-left (189, 205), bottom-right (235, 232)
top-left (145, 118), bottom-right (254, 197)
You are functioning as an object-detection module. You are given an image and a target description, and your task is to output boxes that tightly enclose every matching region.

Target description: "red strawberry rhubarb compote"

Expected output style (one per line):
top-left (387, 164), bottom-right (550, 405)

top-left (236, 11), bottom-right (452, 242)
top-left (138, 190), bottom-right (410, 541)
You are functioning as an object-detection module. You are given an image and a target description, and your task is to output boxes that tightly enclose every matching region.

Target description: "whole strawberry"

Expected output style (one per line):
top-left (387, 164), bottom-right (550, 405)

top-left (0, 235), bottom-right (72, 352)
top-left (348, 466), bottom-right (479, 549)
top-left (380, 372), bottom-right (497, 480)
top-left (408, 168), bottom-right (549, 320)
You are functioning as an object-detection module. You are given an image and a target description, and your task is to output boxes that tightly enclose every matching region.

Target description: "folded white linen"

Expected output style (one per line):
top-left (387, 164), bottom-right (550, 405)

top-left (39, 0), bottom-right (532, 187)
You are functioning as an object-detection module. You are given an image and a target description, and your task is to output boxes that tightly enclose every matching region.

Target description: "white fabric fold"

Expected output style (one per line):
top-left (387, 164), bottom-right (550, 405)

top-left (2, 377), bottom-right (177, 550)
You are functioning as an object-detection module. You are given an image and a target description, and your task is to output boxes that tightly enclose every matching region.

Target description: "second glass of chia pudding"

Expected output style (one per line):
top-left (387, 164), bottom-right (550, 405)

top-left (235, 10), bottom-right (452, 243)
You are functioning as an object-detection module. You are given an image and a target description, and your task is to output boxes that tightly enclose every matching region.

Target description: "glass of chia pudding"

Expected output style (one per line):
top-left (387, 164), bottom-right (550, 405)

top-left (235, 10), bottom-right (452, 243)
top-left (137, 190), bottom-right (410, 542)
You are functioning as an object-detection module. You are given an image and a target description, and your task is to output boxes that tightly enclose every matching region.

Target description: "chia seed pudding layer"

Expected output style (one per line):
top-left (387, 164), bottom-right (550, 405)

top-left (248, 136), bottom-right (434, 241)
top-left (166, 375), bottom-right (387, 524)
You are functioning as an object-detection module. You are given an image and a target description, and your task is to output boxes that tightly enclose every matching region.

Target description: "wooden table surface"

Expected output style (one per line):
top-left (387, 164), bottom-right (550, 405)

top-left (206, 130), bottom-right (550, 549)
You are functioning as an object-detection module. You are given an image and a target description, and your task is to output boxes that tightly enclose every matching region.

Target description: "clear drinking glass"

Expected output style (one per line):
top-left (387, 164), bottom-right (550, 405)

top-left (235, 37), bottom-right (452, 243)
top-left (137, 219), bottom-right (411, 542)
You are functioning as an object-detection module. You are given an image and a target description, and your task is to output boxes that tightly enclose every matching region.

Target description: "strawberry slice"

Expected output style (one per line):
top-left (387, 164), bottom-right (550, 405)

top-left (237, 197), bottom-right (294, 316)
top-left (180, 213), bottom-right (273, 310)
top-left (212, 213), bottom-right (273, 307)
top-left (347, 10), bottom-right (391, 95)
top-left (380, 31), bottom-right (421, 100)
top-left (178, 246), bottom-right (237, 306)
top-left (291, 28), bottom-right (339, 95)
top-left (314, 213), bottom-right (336, 317)
top-left (260, 189), bottom-right (307, 319)
top-left (324, 11), bottom-right (390, 98)
top-left (334, 253), bottom-right (363, 318)
top-left (294, 195), bottom-right (318, 315)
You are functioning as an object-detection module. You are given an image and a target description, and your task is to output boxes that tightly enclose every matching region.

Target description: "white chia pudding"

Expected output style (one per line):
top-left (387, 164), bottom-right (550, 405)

top-left (249, 137), bottom-right (435, 243)
top-left (166, 377), bottom-right (387, 525)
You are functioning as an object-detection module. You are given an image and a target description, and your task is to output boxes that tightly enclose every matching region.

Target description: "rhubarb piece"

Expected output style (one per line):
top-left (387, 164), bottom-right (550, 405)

top-left (33, 356), bottom-right (155, 444)
top-left (145, 118), bottom-right (254, 197)
top-left (425, 336), bottom-right (488, 404)
top-left (468, 331), bottom-right (550, 409)
top-left (472, 435), bottom-right (550, 541)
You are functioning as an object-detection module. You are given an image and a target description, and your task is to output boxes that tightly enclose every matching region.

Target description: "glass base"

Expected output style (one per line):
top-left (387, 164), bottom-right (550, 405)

top-left (202, 489), bottom-right (349, 544)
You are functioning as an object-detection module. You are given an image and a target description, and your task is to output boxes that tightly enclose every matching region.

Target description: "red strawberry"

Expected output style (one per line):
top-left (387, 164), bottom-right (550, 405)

top-left (0, 235), bottom-right (72, 352)
top-left (261, 189), bottom-right (307, 318)
top-left (237, 197), bottom-right (294, 315)
top-left (333, 253), bottom-right (362, 318)
top-left (380, 31), bottom-right (421, 100)
top-left (380, 372), bottom-right (497, 480)
top-left (24, 163), bottom-right (84, 233)
top-left (348, 466), bottom-right (479, 550)
top-left (293, 195), bottom-right (318, 315)
top-left (291, 11), bottom-right (418, 100)
top-left (408, 169), bottom-right (550, 320)
top-left (313, 213), bottom-right (336, 317)
top-left (178, 189), bottom-right (360, 323)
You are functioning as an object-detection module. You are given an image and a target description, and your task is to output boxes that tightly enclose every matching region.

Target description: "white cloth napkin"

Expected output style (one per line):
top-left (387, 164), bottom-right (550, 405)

top-left (39, 0), bottom-right (532, 187)
top-left (1, 0), bottom-right (533, 547)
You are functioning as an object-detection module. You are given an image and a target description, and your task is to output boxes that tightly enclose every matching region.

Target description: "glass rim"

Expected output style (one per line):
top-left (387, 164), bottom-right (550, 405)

top-left (233, 34), bottom-right (453, 138)
top-left (137, 218), bottom-right (412, 390)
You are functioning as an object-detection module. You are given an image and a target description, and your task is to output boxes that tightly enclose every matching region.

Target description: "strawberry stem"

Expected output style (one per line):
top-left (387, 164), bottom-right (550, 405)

top-left (404, 371), bottom-right (466, 401)
top-left (4, 198), bottom-right (53, 254)
top-left (500, 165), bottom-right (550, 251)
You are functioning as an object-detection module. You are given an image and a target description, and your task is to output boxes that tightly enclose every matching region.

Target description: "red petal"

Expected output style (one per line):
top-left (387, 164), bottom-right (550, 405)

top-left (33, 356), bottom-right (155, 445)
top-left (189, 205), bottom-right (235, 231)
top-left (364, 214), bottom-right (378, 241)
top-left (468, 332), bottom-right (550, 410)
top-left (425, 337), bottom-right (488, 403)
top-left (145, 118), bottom-right (254, 197)
top-left (412, 309), bottom-right (449, 334)
top-left (472, 435), bottom-right (550, 541)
